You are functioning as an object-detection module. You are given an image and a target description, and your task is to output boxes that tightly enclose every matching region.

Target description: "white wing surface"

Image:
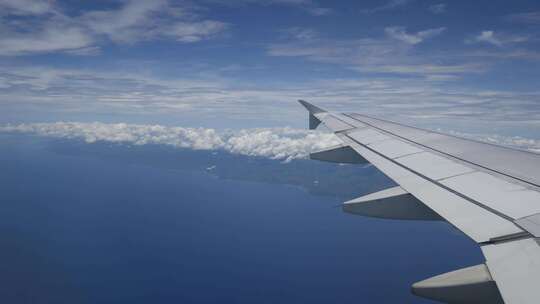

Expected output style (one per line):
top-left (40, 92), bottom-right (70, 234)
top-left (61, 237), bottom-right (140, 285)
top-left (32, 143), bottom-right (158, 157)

top-left (299, 100), bottom-right (540, 304)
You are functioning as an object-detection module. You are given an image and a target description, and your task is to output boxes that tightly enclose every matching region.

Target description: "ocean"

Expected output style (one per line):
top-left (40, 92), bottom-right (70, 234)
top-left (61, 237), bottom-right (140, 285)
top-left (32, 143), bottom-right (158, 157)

top-left (0, 133), bottom-right (483, 303)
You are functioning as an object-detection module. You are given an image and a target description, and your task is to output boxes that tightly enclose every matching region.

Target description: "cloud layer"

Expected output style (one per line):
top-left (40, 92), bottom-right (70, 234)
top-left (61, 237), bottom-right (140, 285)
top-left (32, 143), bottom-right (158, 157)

top-left (1, 122), bottom-right (341, 162)
top-left (3, 122), bottom-right (540, 162)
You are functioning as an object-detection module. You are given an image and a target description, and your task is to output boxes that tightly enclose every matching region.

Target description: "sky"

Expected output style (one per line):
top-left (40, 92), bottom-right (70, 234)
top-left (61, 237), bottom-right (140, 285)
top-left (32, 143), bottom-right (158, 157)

top-left (2, 0), bottom-right (540, 135)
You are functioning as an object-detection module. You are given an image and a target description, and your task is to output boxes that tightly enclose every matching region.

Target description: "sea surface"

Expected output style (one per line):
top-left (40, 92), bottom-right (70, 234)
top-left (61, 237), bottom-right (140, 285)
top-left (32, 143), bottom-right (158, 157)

top-left (0, 133), bottom-right (483, 303)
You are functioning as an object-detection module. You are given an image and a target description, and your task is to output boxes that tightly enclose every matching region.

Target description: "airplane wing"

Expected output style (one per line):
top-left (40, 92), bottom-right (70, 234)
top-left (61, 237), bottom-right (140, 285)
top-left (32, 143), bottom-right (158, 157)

top-left (299, 100), bottom-right (540, 304)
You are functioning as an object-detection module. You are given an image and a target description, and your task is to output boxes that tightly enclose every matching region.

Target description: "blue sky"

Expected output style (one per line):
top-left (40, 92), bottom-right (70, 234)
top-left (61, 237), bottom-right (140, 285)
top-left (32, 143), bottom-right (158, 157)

top-left (2, 0), bottom-right (540, 134)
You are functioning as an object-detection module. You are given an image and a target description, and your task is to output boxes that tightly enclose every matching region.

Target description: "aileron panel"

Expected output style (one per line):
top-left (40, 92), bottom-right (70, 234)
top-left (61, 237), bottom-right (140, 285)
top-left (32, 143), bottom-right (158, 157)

top-left (369, 139), bottom-right (424, 159)
top-left (441, 172), bottom-right (540, 219)
top-left (338, 133), bottom-right (523, 243)
top-left (348, 128), bottom-right (391, 145)
top-left (397, 152), bottom-right (475, 181)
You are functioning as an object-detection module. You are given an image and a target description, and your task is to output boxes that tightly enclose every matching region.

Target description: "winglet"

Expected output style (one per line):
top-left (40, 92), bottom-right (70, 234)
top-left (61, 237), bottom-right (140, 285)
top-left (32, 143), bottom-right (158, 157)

top-left (298, 100), bottom-right (326, 129)
top-left (298, 100), bottom-right (326, 114)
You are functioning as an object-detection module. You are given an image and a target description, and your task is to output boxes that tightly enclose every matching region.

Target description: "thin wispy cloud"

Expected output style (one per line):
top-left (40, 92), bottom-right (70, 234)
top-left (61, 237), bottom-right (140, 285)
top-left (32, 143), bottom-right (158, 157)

top-left (384, 26), bottom-right (446, 45)
top-left (475, 31), bottom-right (502, 46)
top-left (63, 46), bottom-right (102, 56)
top-left (0, 0), bottom-right (52, 15)
top-left (0, 26), bottom-right (93, 56)
top-left (267, 27), bottom-right (480, 80)
top-left (468, 30), bottom-right (529, 47)
top-left (428, 3), bottom-right (446, 14)
top-left (281, 27), bottom-right (319, 41)
top-left (506, 11), bottom-right (540, 24)
top-left (163, 21), bottom-right (229, 42)
top-left (0, 0), bottom-right (229, 56)
top-left (358, 63), bottom-right (484, 75)
top-left (360, 0), bottom-right (413, 14)
top-left (209, 0), bottom-right (332, 16)
top-left (272, 0), bottom-right (333, 16)
top-left (79, 0), bottom-right (168, 43)
top-left (3, 64), bottom-right (540, 133)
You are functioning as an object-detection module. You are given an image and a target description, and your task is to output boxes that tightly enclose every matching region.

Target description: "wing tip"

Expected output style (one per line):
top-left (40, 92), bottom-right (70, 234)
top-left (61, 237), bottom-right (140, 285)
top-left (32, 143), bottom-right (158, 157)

top-left (298, 100), bottom-right (326, 114)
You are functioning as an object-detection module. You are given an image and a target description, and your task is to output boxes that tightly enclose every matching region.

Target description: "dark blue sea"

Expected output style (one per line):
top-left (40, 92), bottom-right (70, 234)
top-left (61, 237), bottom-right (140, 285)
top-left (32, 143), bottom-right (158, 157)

top-left (0, 133), bottom-right (483, 303)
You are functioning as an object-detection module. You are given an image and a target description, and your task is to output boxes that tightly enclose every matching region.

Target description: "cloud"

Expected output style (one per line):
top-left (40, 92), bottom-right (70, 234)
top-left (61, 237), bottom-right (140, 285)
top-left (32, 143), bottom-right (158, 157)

top-left (267, 30), bottom-right (481, 80)
top-left (506, 11), bottom-right (540, 24)
top-left (0, 25), bottom-right (93, 56)
top-left (79, 0), bottom-right (168, 43)
top-left (215, 0), bottom-right (332, 16)
top-left (304, 6), bottom-right (332, 16)
top-left (63, 46), bottom-right (102, 56)
top-left (270, 0), bottom-right (332, 15)
top-left (0, 0), bottom-right (52, 15)
top-left (2, 63), bottom-right (540, 135)
top-left (263, 27), bottom-right (531, 84)
top-left (428, 3), bottom-right (446, 14)
top-left (385, 26), bottom-right (446, 44)
top-left (0, 122), bottom-right (341, 162)
top-left (474, 31), bottom-right (501, 46)
top-left (164, 21), bottom-right (229, 42)
top-left (469, 30), bottom-right (529, 47)
top-left (359, 63), bottom-right (484, 75)
top-left (360, 0), bottom-right (413, 14)
top-left (0, 0), bottom-right (230, 56)
top-left (281, 27), bottom-right (319, 41)
top-left (4, 121), bottom-right (540, 162)
top-left (464, 49), bottom-right (540, 61)
top-left (267, 38), bottom-right (408, 65)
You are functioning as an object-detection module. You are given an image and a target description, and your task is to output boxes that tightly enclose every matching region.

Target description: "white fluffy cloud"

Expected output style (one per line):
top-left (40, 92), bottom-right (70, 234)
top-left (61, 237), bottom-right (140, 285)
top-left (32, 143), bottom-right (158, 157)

top-left (3, 122), bottom-right (540, 161)
top-left (0, 122), bottom-right (341, 162)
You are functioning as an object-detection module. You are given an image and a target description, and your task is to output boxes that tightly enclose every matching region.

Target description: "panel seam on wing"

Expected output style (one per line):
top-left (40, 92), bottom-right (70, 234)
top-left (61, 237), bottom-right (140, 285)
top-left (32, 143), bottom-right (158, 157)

top-left (343, 113), bottom-right (540, 191)
top-left (344, 132), bottom-right (520, 223)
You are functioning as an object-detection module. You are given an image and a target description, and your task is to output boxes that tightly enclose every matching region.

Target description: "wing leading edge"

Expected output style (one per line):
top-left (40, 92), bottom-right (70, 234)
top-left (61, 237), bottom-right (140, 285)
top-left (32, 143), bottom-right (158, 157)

top-left (298, 100), bottom-right (540, 304)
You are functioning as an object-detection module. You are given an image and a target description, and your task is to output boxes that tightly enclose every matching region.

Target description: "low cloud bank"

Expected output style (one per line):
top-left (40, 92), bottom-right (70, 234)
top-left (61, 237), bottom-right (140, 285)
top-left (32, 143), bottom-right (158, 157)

top-left (3, 122), bottom-right (540, 161)
top-left (0, 122), bottom-right (340, 161)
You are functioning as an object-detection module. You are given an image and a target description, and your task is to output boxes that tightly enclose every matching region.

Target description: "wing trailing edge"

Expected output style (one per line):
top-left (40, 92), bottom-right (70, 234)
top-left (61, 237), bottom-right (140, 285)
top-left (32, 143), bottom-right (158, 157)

top-left (310, 144), bottom-right (368, 164)
top-left (343, 186), bottom-right (442, 221)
